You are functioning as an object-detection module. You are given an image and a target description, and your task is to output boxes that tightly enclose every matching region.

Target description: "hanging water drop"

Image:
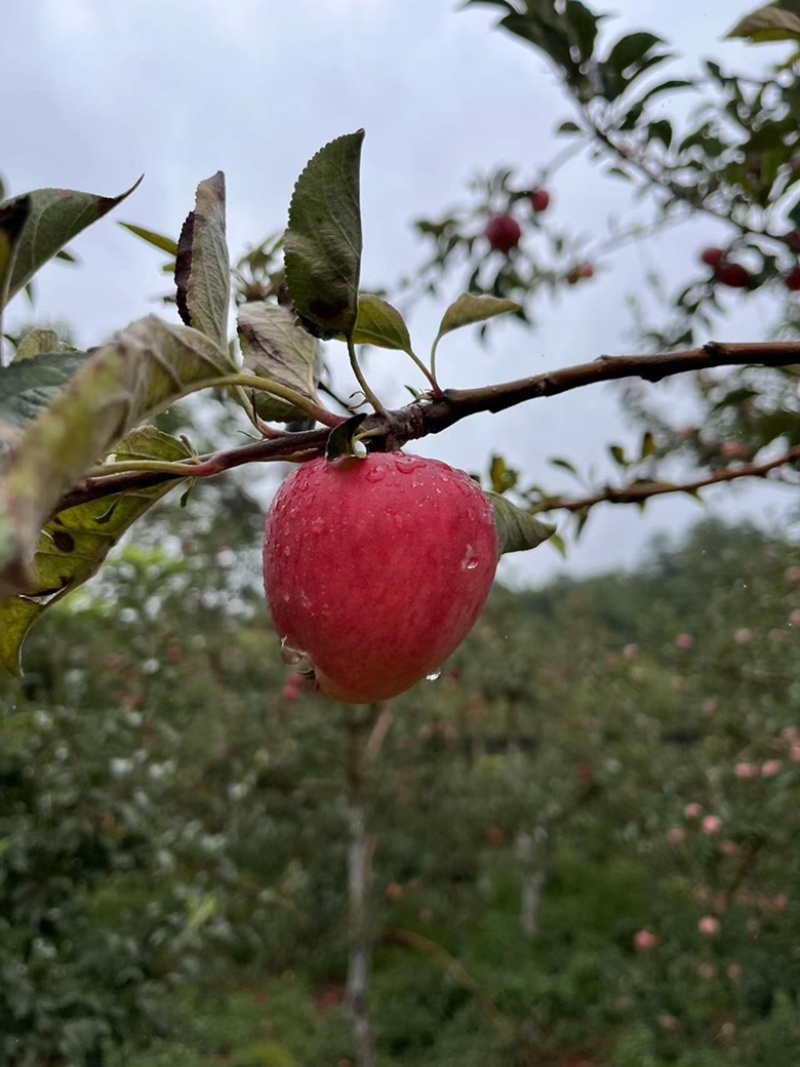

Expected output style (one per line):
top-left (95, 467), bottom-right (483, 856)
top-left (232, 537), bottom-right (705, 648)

top-left (426, 668), bottom-right (442, 682)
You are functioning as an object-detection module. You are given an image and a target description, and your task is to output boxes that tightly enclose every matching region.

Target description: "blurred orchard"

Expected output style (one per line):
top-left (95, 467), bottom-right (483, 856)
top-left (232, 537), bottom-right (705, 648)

top-left (2, 509), bottom-right (799, 1066)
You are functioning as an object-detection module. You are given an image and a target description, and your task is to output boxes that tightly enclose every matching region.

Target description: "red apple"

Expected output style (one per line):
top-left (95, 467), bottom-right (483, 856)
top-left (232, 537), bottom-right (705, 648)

top-left (485, 214), bottom-right (522, 253)
top-left (785, 266), bottom-right (800, 291)
top-left (700, 246), bottom-right (726, 268)
top-left (715, 262), bottom-right (751, 288)
top-left (566, 262), bottom-right (595, 284)
top-left (263, 453), bottom-right (498, 704)
top-left (530, 188), bottom-right (551, 213)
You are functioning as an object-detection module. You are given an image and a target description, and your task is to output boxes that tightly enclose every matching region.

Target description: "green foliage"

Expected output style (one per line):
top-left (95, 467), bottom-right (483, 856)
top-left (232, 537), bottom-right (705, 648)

top-left (2, 508), bottom-right (797, 1066)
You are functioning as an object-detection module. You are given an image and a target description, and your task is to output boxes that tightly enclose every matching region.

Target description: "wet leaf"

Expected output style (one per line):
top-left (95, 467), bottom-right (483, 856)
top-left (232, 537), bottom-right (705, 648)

top-left (284, 130), bottom-right (364, 338)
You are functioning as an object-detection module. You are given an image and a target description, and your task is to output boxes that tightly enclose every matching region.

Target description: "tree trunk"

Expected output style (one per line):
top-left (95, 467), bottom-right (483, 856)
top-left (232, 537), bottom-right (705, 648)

top-left (346, 711), bottom-right (377, 1067)
top-left (517, 830), bottom-right (552, 939)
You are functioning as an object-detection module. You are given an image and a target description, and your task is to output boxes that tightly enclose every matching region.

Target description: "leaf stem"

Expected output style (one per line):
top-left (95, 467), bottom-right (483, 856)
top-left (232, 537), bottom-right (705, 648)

top-left (218, 374), bottom-right (343, 428)
top-left (346, 339), bottom-right (388, 416)
top-left (406, 348), bottom-right (442, 395)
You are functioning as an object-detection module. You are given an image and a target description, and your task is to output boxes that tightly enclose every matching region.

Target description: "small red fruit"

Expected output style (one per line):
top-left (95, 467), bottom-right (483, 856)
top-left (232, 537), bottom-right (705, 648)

top-left (263, 453), bottom-right (498, 704)
top-left (715, 262), bottom-right (751, 288)
top-left (530, 188), bottom-right (551, 213)
top-left (567, 262), bottom-right (595, 284)
top-left (785, 266), bottom-right (800, 291)
top-left (700, 247), bottom-right (726, 268)
top-left (485, 214), bottom-right (522, 254)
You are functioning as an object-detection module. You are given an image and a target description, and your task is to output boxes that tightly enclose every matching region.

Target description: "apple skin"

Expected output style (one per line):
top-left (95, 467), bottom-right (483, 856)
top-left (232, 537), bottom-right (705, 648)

top-left (530, 189), bottom-right (550, 213)
top-left (263, 452), bottom-right (498, 704)
top-left (785, 266), bottom-right (800, 291)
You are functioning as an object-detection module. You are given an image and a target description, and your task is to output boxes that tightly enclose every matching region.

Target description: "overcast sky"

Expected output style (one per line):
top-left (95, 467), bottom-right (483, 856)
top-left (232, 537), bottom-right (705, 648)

top-left (2, 0), bottom-right (796, 585)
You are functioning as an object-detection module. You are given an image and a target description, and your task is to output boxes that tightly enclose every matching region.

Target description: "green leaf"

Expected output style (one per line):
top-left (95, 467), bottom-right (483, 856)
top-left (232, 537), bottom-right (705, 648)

top-left (0, 426), bottom-right (192, 675)
top-left (640, 431), bottom-right (656, 460)
top-left (284, 130), bottom-right (365, 339)
top-left (727, 6), bottom-right (800, 43)
top-left (0, 197), bottom-right (30, 350)
top-left (565, 0), bottom-right (602, 61)
top-left (432, 293), bottom-right (521, 359)
top-left (648, 119), bottom-right (673, 148)
top-left (352, 294), bottom-right (413, 352)
top-left (175, 172), bottom-right (230, 350)
top-left (1, 177), bottom-right (142, 308)
top-left (119, 221), bottom-right (179, 255)
top-left (487, 492), bottom-right (556, 556)
top-left (12, 328), bottom-right (64, 361)
top-left (609, 444), bottom-right (628, 467)
top-left (549, 456), bottom-right (580, 477)
top-left (606, 32), bottom-right (664, 74)
top-left (0, 350), bottom-right (89, 435)
top-left (324, 413), bottom-right (367, 461)
top-left (237, 302), bottom-right (321, 422)
top-left (0, 315), bottom-right (234, 595)
top-left (711, 387), bottom-right (759, 411)
top-left (557, 120), bottom-right (582, 135)
top-left (489, 453), bottom-right (518, 494)
top-left (548, 531), bottom-right (567, 557)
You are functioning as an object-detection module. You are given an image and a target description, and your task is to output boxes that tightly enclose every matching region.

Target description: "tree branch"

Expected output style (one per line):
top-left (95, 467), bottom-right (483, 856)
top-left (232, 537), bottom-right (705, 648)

top-left (533, 445), bottom-right (800, 515)
top-left (50, 340), bottom-right (800, 517)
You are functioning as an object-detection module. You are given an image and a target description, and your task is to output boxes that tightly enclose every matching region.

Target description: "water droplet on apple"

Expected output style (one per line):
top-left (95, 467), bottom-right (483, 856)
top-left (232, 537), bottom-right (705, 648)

top-left (366, 465), bottom-right (386, 482)
top-left (461, 544), bottom-right (479, 571)
top-left (395, 455), bottom-right (426, 474)
top-left (280, 638), bottom-right (315, 678)
top-left (426, 669), bottom-right (442, 682)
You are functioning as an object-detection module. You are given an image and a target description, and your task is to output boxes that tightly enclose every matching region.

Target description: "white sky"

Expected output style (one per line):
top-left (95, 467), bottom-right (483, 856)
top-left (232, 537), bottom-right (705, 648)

top-left (1, 0), bottom-right (796, 584)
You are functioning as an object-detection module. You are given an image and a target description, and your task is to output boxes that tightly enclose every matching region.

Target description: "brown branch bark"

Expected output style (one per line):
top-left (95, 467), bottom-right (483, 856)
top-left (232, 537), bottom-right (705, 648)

top-left (51, 340), bottom-right (800, 517)
top-left (534, 445), bottom-right (800, 515)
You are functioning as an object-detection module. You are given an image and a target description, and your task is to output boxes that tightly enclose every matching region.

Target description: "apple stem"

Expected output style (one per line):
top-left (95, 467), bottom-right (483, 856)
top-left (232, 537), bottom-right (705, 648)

top-left (347, 339), bottom-right (389, 417)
